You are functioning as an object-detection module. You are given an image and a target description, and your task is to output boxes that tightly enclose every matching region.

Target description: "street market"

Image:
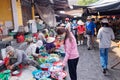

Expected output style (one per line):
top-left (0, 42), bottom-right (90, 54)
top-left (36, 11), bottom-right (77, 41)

top-left (0, 0), bottom-right (120, 80)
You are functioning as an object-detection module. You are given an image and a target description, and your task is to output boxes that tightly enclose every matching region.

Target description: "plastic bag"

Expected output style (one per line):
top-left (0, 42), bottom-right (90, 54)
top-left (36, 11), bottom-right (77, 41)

top-left (0, 70), bottom-right (11, 80)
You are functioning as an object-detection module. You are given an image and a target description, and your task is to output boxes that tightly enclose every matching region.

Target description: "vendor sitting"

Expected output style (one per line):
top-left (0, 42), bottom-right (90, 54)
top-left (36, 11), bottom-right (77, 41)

top-left (45, 37), bottom-right (56, 53)
top-left (6, 46), bottom-right (40, 71)
top-left (26, 39), bottom-right (43, 60)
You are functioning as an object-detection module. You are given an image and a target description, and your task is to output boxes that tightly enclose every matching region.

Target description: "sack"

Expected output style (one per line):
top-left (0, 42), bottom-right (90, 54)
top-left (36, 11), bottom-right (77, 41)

top-left (86, 30), bottom-right (92, 35)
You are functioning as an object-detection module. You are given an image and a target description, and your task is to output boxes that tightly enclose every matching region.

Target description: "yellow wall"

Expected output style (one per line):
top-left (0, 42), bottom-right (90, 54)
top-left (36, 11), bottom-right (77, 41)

top-left (16, 0), bottom-right (23, 26)
top-left (0, 0), bottom-right (13, 25)
top-left (0, 0), bottom-right (32, 26)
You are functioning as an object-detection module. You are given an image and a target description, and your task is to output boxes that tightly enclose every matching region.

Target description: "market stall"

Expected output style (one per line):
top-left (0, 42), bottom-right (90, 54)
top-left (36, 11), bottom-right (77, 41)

top-left (0, 32), bottom-right (67, 80)
top-left (30, 37), bottom-right (66, 80)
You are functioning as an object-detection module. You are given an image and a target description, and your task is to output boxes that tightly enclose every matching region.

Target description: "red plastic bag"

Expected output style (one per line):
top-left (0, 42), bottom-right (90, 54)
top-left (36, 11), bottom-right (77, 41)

top-left (17, 35), bottom-right (25, 43)
top-left (4, 57), bottom-right (9, 67)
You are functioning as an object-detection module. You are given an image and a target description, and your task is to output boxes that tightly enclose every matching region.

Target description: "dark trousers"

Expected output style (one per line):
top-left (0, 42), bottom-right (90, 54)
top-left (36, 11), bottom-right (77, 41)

top-left (68, 57), bottom-right (79, 80)
top-left (75, 34), bottom-right (78, 44)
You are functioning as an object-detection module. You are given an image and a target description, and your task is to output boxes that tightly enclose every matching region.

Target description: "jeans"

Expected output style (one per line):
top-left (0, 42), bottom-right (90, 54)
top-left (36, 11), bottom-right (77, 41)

top-left (100, 48), bottom-right (109, 69)
top-left (68, 57), bottom-right (79, 80)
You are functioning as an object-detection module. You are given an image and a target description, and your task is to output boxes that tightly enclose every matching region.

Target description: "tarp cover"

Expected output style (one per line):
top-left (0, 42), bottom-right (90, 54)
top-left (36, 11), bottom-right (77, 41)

top-left (35, 4), bottom-right (56, 27)
top-left (88, 0), bottom-right (120, 15)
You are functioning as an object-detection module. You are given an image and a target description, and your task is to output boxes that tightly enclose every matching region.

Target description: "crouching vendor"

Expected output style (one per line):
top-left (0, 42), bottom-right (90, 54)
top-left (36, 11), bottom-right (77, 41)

top-left (45, 37), bottom-right (56, 54)
top-left (6, 46), bottom-right (40, 71)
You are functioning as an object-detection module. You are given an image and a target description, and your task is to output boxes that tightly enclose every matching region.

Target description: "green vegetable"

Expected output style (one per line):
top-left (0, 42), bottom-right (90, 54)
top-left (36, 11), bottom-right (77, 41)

top-left (38, 58), bottom-right (46, 64)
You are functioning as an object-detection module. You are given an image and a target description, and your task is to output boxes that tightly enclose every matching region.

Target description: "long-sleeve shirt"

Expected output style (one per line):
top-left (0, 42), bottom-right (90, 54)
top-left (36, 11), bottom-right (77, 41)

top-left (97, 27), bottom-right (115, 48)
top-left (12, 49), bottom-right (28, 67)
top-left (63, 32), bottom-right (79, 65)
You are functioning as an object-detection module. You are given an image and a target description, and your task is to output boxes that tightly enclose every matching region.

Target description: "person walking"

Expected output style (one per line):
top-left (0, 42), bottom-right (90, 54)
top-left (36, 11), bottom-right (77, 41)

top-left (56, 27), bottom-right (79, 80)
top-left (65, 18), bottom-right (71, 32)
top-left (77, 20), bottom-right (85, 45)
top-left (97, 18), bottom-right (115, 74)
top-left (85, 16), bottom-right (97, 50)
top-left (71, 20), bottom-right (78, 44)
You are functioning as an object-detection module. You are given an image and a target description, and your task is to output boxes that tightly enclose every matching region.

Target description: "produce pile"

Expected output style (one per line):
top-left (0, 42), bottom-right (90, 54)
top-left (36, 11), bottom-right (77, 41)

top-left (32, 52), bottom-right (67, 80)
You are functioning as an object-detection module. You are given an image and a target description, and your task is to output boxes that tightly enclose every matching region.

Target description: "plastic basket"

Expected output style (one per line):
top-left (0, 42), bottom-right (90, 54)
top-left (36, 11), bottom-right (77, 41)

top-left (51, 71), bottom-right (67, 80)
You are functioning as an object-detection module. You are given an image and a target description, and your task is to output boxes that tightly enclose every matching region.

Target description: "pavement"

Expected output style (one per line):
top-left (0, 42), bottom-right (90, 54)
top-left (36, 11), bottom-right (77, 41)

top-left (75, 40), bottom-right (120, 80)
top-left (10, 39), bottom-right (120, 80)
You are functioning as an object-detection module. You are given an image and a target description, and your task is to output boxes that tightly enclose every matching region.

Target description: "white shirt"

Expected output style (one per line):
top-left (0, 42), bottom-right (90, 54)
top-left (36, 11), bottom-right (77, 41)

top-left (25, 43), bottom-right (38, 56)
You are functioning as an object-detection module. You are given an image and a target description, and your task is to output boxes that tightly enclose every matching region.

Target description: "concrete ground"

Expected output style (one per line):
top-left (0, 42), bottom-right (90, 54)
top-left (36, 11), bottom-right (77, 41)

top-left (10, 40), bottom-right (120, 80)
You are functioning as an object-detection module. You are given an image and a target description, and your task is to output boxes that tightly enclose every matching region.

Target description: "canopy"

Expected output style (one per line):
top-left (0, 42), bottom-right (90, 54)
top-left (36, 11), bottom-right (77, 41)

top-left (88, 0), bottom-right (120, 15)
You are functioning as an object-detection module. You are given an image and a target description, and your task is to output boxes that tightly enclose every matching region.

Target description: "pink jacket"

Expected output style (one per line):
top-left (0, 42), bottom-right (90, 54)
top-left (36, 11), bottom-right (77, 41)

top-left (63, 32), bottom-right (79, 65)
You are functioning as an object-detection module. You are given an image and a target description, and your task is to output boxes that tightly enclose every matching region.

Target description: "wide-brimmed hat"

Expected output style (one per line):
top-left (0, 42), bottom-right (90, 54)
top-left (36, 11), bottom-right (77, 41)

top-left (101, 18), bottom-right (109, 23)
top-left (6, 46), bottom-right (14, 54)
top-left (46, 37), bottom-right (55, 43)
top-left (77, 20), bottom-right (84, 25)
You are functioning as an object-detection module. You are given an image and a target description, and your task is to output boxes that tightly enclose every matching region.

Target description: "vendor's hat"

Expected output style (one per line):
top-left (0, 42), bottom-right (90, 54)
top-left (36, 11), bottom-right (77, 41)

top-left (6, 46), bottom-right (14, 54)
top-left (46, 37), bottom-right (55, 43)
top-left (101, 18), bottom-right (109, 23)
top-left (77, 20), bottom-right (84, 25)
top-left (87, 16), bottom-right (92, 20)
